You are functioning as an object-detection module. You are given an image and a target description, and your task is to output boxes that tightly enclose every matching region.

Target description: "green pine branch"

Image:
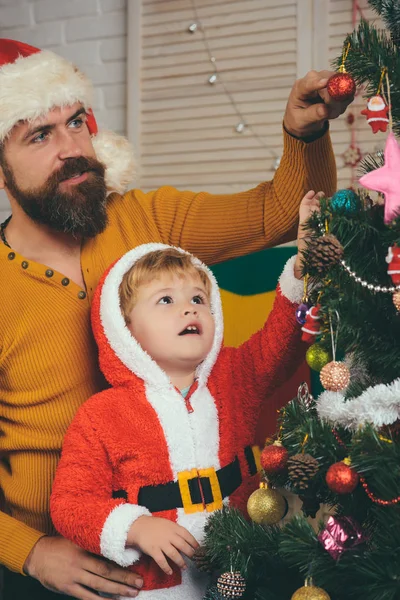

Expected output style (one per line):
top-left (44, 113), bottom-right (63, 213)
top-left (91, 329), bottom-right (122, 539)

top-left (333, 19), bottom-right (400, 134)
top-left (368, 0), bottom-right (400, 45)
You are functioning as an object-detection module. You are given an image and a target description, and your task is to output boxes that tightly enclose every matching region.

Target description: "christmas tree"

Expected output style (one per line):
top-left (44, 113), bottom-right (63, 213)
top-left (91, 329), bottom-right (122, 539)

top-left (198, 3), bottom-right (400, 599)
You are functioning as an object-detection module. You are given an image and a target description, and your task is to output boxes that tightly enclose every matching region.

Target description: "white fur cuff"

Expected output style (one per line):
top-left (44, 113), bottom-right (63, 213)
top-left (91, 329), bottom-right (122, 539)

top-left (278, 255), bottom-right (304, 303)
top-left (100, 503), bottom-right (151, 567)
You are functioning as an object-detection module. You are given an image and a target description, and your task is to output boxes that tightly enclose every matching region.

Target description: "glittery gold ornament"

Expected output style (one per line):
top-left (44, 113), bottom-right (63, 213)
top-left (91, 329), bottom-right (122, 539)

top-left (216, 571), bottom-right (246, 598)
top-left (306, 344), bottom-right (331, 372)
top-left (247, 482), bottom-right (288, 525)
top-left (393, 291), bottom-right (400, 311)
top-left (291, 582), bottom-right (331, 600)
top-left (320, 361), bottom-right (350, 391)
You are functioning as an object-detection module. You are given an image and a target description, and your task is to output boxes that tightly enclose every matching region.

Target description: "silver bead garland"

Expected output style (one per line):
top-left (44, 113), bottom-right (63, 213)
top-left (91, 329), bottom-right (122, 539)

top-left (340, 260), bottom-right (400, 293)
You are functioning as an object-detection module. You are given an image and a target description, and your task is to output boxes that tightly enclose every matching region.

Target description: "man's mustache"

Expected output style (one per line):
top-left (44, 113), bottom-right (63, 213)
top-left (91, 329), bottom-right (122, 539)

top-left (52, 157), bottom-right (105, 185)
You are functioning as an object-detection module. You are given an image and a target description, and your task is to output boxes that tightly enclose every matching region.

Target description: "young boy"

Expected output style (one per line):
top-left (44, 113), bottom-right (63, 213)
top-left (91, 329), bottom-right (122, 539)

top-left (51, 192), bottom-right (320, 600)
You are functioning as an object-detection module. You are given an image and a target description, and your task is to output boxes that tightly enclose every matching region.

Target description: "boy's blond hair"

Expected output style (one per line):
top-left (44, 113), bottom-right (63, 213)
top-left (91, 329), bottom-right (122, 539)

top-left (119, 248), bottom-right (212, 322)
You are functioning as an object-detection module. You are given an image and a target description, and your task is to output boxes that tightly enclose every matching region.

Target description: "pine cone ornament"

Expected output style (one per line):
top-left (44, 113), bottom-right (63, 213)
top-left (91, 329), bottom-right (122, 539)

top-left (307, 234), bottom-right (344, 275)
top-left (288, 453), bottom-right (319, 490)
top-left (192, 545), bottom-right (214, 574)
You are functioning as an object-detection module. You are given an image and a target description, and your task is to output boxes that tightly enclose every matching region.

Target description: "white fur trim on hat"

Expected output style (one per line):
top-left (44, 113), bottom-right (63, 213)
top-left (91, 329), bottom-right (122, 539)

top-left (93, 130), bottom-right (136, 195)
top-left (0, 50), bottom-right (92, 141)
top-left (100, 503), bottom-right (151, 567)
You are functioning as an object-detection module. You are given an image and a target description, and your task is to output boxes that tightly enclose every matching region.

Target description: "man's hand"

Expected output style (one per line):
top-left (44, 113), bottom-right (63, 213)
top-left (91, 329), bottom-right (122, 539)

top-left (284, 70), bottom-right (355, 139)
top-left (24, 536), bottom-right (143, 599)
top-left (127, 516), bottom-right (199, 576)
top-left (294, 190), bottom-right (323, 279)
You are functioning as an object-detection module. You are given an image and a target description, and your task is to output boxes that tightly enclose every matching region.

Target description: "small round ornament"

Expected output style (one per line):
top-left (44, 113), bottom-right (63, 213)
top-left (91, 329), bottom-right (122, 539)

top-left (291, 581), bottom-right (331, 600)
top-left (326, 459), bottom-right (359, 494)
top-left (327, 72), bottom-right (356, 101)
top-left (330, 189), bottom-right (361, 215)
top-left (306, 344), bottom-right (331, 372)
top-left (216, 571), bottom-right (246, 598)
top-left (393, 291), bottom-right (400, 311)
top-left (296, 302), bottom-right (311, 325)
top-left (261, 441), bottom-right (289, 474)
top-left (320, 361), bottom-right (350, 392)
top-left (247, 482), bottom-right (288, 525)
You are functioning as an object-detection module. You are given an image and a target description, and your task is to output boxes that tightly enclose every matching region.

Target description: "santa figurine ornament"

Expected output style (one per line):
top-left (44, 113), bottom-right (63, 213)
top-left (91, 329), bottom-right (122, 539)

top-left (301, 304), bottom-right (322, 344)
top-left (361, 95), bottom-right (389, 133)
top-left (386, 245), bottom-right (400, 285)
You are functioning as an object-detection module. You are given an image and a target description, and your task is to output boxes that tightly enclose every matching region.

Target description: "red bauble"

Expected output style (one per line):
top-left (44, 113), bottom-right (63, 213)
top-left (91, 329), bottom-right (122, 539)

top-left (327, 72), bottom-right (356, 101)
top-left (326, 461), bottom-right (359, 494)
top-left (261, 442), bottom-right (289, 474)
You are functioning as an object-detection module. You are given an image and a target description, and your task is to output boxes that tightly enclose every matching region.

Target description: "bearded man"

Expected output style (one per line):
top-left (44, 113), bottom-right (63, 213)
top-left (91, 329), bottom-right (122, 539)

top-left (0, 38), bottom-right (352, 600)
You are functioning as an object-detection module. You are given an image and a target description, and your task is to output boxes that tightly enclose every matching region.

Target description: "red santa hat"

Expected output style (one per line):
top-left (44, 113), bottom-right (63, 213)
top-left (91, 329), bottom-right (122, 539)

top-left (0, 38), bottom-right (135, 194)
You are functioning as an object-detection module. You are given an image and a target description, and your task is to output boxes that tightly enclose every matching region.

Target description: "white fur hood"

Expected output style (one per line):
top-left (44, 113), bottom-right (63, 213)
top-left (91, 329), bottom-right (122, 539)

top-left (91, 243), bottom-right (224, 390)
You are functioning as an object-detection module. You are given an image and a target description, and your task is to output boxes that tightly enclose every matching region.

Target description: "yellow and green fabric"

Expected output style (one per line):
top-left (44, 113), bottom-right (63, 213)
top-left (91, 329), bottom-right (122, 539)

top-left (210, 246), bottom-right (311, 444)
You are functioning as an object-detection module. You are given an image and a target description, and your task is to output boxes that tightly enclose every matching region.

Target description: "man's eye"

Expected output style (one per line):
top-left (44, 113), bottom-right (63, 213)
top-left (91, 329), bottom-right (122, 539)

top-left (69, 118), bottom-right (84, 129)
top-left (158, 296), bottom-right (173, 304)
top-left (192, 295), bottom-right (205, 304)
top-left (32, 132), bottom-right (49, 144)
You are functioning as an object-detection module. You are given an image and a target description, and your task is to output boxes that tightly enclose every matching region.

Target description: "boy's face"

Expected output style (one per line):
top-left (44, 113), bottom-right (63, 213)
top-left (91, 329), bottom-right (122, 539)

top-left (127, 272), bottom-right (215, 376)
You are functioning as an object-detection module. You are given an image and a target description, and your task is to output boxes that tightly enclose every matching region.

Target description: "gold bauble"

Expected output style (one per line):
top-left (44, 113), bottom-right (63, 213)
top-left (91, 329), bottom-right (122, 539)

top-left (247, 483), bottom-right (287, 525)
top-left (291, 585), bottom-right (331, 600)
top-left (393, 291), bottom-right (400, 311)
top-left (320, 361), bottom-right (350, 391)
top-left (306, 344), bottom-right (331, 372)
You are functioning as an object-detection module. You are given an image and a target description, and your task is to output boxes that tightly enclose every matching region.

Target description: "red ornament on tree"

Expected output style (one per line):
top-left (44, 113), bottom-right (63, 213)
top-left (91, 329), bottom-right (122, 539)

top-left (326, 459), bottom-right (359, 494)
top-left (327, 72), bottom-right (356, 102)
top-left (386, 245), bottom-right (400, 285)
top-left (301, 304), bottom-right (322, 343)
top-left (261, 441), bottom-right (289, 475)
top-left (361, 95), bottom-right (389, 133)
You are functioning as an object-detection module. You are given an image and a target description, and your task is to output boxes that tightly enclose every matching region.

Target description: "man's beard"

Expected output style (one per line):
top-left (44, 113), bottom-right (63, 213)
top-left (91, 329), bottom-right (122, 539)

top-left (2, 156), bottom-right (108, 238)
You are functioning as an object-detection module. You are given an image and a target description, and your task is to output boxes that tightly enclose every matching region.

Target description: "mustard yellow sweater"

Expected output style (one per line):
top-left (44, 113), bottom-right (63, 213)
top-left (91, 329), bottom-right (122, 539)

top-left (0, 129), bottom-right (336, 573)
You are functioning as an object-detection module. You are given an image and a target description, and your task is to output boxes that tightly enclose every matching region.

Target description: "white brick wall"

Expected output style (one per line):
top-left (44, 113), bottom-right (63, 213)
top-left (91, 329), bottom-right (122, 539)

top-left (0, 0), bottom-right (128, 221)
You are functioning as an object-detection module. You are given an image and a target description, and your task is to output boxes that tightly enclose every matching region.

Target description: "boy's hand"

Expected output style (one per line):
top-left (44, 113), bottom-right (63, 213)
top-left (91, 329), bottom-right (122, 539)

top-left (294, 190), bottom-right (323, 279)
top-left (127, 516), bottom-right (199, 575)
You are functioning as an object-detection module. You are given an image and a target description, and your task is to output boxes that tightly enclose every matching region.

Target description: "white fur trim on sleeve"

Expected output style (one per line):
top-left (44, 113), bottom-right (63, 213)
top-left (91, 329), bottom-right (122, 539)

top-left (278, 255), bottom-right (304, 303)
top-left (100, 503), bottom-right (151, 567)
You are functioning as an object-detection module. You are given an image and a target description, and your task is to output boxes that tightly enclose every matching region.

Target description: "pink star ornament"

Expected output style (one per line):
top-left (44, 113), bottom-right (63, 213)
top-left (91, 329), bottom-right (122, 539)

top-left (359, 133), bottom-right (400, 224)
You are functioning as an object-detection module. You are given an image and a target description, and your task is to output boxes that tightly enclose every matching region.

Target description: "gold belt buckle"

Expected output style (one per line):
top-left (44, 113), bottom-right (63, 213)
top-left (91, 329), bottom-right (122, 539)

top-left (177, 467), bottom-right (223, 514)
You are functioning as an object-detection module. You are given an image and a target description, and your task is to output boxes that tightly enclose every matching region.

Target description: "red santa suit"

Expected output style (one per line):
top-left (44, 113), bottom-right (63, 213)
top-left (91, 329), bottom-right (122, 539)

top-left (361, 95), bottom-right (389, 133)
top-left (50, 244), bottom-right (307, 600)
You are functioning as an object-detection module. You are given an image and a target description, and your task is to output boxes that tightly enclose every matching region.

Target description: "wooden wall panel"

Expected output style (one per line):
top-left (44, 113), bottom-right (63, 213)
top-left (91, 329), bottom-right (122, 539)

top-left (140, 0), bottom-right (297, 193)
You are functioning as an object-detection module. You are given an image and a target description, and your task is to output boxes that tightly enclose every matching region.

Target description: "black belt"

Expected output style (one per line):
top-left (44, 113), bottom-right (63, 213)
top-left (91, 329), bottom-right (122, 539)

top-left (112, 445), bottom-right (259, 513)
